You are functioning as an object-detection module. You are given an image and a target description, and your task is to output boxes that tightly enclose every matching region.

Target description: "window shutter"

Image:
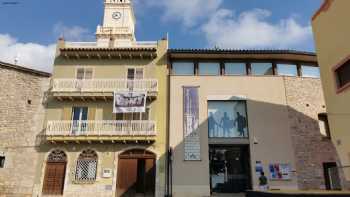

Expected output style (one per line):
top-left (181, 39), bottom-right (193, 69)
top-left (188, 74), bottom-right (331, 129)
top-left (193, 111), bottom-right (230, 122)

top-left (88, 106), bottom-right (96, 121)
top-left (62, 106), bottom-right (72, 120)
top-left (135, 68), bottom-right (144, 79)
top-left (85, 69), bottom-right (93, 79)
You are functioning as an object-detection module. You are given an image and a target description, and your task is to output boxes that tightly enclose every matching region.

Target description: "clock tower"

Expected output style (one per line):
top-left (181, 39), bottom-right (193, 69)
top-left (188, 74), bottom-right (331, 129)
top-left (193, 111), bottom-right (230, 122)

top-left (96, 0), bottom-right (136, 47)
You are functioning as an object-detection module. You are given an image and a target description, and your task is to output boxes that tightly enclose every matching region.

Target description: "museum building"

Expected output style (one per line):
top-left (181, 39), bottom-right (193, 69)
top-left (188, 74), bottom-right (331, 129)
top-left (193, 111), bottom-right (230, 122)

top-left (167, 49), bottom-right (350, 196)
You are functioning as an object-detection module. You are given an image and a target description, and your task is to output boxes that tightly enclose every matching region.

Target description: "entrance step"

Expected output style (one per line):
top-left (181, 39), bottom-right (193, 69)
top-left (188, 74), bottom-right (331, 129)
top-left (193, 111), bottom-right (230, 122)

top-left (211, 193), bottom-right (246, 197)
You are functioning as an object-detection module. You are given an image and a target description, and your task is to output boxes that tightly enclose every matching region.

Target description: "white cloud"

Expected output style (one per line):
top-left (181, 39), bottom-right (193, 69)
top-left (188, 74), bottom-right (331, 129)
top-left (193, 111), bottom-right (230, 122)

top-left (138, 0), bottom-right (223, 27)
top-left (201, 8), bottom-right (313, 49)
top-left (0, 34), bottom-right (56, 72)
top-left (0, 23), bottom-right (93, 72)
top-left (53, 23), bottom-right (93, 41)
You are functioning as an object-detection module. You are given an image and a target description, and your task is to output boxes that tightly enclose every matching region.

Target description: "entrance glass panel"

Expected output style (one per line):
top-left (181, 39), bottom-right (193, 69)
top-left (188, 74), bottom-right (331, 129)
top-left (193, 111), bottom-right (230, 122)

top-left (209, 145), bottom-right (251, 193)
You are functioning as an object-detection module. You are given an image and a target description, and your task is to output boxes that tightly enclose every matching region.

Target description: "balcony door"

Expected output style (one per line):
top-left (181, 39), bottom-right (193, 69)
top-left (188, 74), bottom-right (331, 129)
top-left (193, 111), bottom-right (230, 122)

top-left (72, 107), bottom-right (88, 135)
top-left (127, 68), bottom-right (144, 90)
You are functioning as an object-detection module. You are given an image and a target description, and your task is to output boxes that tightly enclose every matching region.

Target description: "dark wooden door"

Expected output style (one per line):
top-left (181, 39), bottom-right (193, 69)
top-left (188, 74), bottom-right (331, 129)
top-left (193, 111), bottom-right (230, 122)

top-left (42, 162), bottom-right (66, 195)
top-left (145, 159), bottom-right (155, 195)
top-left (117, 159), bottom-right (138, 197)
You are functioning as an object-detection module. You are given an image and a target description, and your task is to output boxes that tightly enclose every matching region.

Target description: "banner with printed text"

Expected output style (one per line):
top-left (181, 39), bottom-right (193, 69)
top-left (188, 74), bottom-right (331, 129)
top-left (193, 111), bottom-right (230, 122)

top-left (113, 91), bottom-right (147, 113)
top-left (183, 87), bottom-right (200, 161)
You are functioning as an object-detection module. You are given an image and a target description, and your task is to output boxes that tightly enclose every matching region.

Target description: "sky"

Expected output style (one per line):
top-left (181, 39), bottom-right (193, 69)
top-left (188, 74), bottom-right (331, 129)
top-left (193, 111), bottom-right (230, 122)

top-left (0, 0), bottom-right (323, 72)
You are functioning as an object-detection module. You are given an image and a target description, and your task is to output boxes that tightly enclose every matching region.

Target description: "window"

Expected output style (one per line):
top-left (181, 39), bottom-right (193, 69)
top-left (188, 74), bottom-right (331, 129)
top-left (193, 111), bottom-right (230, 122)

top-left (198, 63), bottom-right (220, 75)
top-left (208, 101), bottom-right (248, 138)
top-left (225, 63), bottom-right (246, 75)
top-left (75, 149), bottom-right (98, 183)
top-left (71, 107), bottom-right (88, 135)
top-left (0, 156), bottom-right (5, 168)
top-left (76, 68), bottom-right (93, 79)
top-left (127, 68), bottom-right (144, 80)
top-left (301, 65), bottom-right (320, 78)
top-left (251, 63), bottom-right (273, 75)
top-left (172, 62), bottom-right (194, 75)
top-left (335, 59), bottom-right (350, 90)
top-left (318, 113), bottom-right (331, 138)
top-left (277, 64), bottom-right (298, 76)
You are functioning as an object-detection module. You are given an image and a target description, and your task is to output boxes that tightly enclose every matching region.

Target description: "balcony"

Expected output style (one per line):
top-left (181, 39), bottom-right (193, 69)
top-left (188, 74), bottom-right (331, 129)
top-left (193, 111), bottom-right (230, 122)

top-left (51, 79), bottom-right (158, 100)
top-left (44, 120), bottom-right (157, 143)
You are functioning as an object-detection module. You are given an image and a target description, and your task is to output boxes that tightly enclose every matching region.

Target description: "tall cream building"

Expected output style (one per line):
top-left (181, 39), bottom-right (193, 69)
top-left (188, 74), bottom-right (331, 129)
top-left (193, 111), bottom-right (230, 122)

top-left (312, 0), bottom-right (350, 184)
top-left (34, 0), bottom-right (168, 196)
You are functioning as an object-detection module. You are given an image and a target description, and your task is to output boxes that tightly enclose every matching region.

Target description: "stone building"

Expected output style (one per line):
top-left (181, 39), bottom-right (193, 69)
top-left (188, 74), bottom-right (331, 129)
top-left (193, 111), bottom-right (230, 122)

top-left (167, 49), bottom-right (350, 196)
top-left (0, 61), bottom-right (50, 196)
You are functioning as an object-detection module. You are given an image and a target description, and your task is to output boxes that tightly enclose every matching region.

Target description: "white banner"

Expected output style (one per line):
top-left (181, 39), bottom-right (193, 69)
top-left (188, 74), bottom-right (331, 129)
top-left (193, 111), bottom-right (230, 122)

top-left (113, 91), bottom-right (147, 113)
top-left (183, 87), bottom-right (200, 161)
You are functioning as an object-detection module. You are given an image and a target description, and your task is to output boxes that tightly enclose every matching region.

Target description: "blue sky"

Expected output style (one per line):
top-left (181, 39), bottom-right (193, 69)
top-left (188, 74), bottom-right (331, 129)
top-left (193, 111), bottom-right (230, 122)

top-left (0, 0), bottom-right (323, 71)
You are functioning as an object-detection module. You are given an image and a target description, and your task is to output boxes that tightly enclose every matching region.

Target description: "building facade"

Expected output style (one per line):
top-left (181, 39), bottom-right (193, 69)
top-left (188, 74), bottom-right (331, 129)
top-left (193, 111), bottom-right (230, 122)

top-left (312, 0), bottom-right (350, 183)
top-left (167, 49), bottom-right (349, 196)
top-left (32, 0), bottom-right (168, 196)
top-left (0, 61), bottom-right (50, 196)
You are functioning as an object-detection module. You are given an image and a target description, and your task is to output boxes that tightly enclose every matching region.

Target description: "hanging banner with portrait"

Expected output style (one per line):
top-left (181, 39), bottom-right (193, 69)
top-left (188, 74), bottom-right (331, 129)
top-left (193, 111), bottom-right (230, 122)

top-left (113, 91), bottom-right (147, 113)
top-left (183, 87), bottom-right (201, 161)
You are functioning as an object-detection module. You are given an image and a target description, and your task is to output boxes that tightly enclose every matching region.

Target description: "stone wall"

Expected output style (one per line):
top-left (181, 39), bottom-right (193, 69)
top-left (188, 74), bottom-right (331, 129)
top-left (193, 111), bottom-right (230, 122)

top-left (0, 65), bottom-right (49, 196)
top-left (283, 77), bottom-right (350, 190)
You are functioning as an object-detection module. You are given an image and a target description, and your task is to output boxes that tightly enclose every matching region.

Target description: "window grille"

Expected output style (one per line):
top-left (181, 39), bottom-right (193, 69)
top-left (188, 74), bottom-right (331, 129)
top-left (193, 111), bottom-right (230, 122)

top-left (75, 149), bottom-right (98, 183)
top-left (47, 149), bottom-right (67, 162)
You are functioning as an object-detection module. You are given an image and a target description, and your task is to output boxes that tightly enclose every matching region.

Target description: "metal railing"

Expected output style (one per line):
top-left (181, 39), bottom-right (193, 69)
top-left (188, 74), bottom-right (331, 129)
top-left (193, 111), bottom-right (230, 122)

top-left (46, 120), bottom-right (157, 136)
top-left (51, 79), bottom-right (158, 93)
top-left (65, 42), bottom-right (98, 48)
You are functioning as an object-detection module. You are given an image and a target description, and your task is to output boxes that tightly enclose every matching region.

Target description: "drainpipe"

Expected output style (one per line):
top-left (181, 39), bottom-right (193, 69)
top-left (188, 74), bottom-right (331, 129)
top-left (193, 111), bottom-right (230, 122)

top-left (165, 48), bottom-right (172, 197)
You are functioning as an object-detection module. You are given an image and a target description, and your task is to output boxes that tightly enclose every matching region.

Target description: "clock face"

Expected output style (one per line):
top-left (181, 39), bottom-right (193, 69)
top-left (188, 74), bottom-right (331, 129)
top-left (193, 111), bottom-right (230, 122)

top-left (112, 12), bottom-right (122, 20)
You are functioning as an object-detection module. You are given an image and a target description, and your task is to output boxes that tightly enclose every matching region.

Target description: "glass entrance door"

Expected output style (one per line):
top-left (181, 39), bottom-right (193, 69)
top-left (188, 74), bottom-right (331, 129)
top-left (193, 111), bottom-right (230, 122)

top-left (209, 145), bottom-right (251, 193)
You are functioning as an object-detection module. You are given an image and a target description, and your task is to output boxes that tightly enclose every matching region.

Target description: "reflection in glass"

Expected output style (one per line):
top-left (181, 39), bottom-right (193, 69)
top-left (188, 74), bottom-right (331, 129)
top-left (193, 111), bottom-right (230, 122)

top-left (198, 63), bottom-right (220, 75)
top-left (172, 62), bottom-right (194, 75)
top-left (225, 63), bottom-right (246, 75)
top-left (277, 64), bottom-right (298, 76)
top-left (301, 65), bottom-right (320, 78)
top-left (208, 101), bottom-right (248, 138)
top-left (251, 63), bottom-right (273, 75)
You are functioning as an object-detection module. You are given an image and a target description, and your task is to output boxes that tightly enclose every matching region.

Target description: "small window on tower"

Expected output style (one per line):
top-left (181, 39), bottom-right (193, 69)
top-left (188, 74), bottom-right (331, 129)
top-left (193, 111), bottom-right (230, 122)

top-left (0, 156), bottom-right (5, 168)
top-left (318, 113), bottom-right (331, 139)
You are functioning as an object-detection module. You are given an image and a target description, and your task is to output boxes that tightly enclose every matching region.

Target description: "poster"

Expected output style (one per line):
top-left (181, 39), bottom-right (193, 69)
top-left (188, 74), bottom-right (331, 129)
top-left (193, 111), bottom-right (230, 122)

top-left (255, 161), bottom-right (264, 177)
top-left (113, 91), bottom-right (147, 113)
top-left (183, 87), bottom-right (200, 161)
top-left (208, 101), bottom-right (248, 138)
top-left (269, 163), bottom-right (291, 180)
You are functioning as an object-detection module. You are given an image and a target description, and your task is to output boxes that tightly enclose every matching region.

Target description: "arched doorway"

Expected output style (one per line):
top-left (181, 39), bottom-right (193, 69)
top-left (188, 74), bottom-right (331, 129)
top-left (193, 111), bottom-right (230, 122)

top-left (42, 149), bottom-right (67, 195)
top-left (116, 149), bottom-right (156, 197)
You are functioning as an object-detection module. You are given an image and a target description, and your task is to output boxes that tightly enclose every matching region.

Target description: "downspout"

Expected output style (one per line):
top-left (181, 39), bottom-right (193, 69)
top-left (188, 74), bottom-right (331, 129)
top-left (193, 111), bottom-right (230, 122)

top-left (165, 48), bottom-right (172, 197)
